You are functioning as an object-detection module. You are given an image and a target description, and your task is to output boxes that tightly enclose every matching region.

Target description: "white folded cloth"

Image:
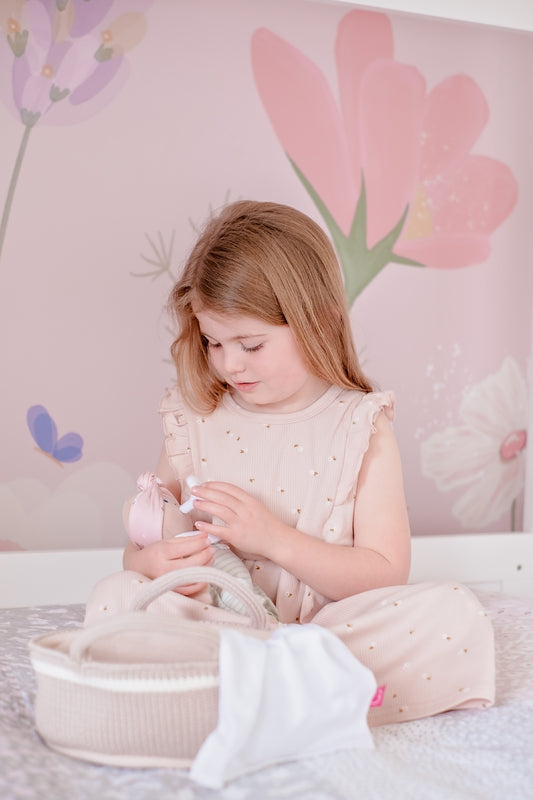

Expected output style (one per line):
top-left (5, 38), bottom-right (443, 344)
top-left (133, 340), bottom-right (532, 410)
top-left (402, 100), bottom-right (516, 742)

top-left (190, 623), bottom-right (377, 788)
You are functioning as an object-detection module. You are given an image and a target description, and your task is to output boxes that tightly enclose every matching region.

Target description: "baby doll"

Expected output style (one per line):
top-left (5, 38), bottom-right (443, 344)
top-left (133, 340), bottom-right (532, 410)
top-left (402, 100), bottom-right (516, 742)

top-left (127, 472), bottom-right (279, 620)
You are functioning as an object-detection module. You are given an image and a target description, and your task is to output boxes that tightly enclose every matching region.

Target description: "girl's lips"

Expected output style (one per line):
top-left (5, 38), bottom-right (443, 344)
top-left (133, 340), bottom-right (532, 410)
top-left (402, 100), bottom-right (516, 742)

top-left (234, 381), bottom-right (259, 393)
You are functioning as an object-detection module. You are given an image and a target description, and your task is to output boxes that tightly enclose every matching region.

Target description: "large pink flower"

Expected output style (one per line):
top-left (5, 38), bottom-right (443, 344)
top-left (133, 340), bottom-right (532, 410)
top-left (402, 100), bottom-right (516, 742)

top-left (420, 357), bottom-right (528, 530)
top-left (251, 10), bottom-right (518, 303)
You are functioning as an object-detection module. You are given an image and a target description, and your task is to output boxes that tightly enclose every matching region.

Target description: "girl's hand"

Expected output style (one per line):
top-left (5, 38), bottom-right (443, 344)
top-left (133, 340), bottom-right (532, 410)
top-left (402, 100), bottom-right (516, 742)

top-left (191, 481), bottom-right (286, 560)
top-left (123, 532), bottom-right (214, 596)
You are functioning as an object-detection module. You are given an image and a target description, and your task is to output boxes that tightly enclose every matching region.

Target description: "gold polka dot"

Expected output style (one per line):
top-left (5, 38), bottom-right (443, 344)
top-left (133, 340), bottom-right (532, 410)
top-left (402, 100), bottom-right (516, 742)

top-left (409, 630), bottom-right (415, 635)
top-left (249, 477), bottom-right (255, 483)
top-left (255, 565), bottom-right (261, 570)
top-left (102, 605), bottom-right (108, 611)
top-left (311, 470), bottom-right (318, 476)
top-left (286, 592), bottom-right (293, 598)
top-left (346, 623), bottom-right (353, 629)
top-left (203, 606), bottom-right (210, 611)
top-left (201, 457), bottom-right (207, 462)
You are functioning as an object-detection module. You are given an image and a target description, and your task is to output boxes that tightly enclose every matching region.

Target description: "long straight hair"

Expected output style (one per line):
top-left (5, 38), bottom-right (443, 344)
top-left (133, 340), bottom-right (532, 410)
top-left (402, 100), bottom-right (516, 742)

top-left (169, 201), bottom-right (373, 412)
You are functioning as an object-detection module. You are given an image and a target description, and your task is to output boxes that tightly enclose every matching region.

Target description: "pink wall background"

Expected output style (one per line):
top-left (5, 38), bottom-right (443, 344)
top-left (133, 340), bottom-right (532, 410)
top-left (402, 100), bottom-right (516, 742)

top-left (0, 0), bottom-right (531, 550)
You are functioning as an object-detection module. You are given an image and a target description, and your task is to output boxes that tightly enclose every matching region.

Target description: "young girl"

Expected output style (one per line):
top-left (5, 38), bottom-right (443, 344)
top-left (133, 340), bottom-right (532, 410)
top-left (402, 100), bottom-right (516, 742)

top-left (87, 200), bottom-right (494, 725)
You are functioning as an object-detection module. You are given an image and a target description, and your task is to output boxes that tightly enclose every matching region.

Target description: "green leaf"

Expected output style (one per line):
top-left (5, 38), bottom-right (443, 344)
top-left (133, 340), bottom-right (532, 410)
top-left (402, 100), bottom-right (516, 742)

top-left (288, 156), bottom-right (425, 305)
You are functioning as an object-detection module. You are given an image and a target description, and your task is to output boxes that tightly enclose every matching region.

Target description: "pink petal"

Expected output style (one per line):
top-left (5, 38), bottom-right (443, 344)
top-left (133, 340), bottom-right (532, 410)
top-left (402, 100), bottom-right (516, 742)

top-left (251, 28), bottom-right (356, 234)
top-left (427, 155), bottom-right (518, 235)
top-left (335, 10), bottom-right (394, 198)
top-left (359, 61), bottom-right (426, 247)
top-left (419, 75), bottom-right (489, 179)
top-left (394, 234), bottom-right (490, 268)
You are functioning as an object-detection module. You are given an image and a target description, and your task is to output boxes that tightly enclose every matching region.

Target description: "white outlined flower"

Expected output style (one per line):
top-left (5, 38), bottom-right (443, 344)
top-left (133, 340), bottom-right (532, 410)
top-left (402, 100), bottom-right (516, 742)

top-left (421, 356), bottom-right (528, 529)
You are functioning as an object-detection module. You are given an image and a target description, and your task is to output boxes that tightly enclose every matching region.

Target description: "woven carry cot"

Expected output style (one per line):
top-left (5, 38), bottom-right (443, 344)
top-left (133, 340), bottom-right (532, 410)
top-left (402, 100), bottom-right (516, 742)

top-left (29, 567), bottom-right (272, 768)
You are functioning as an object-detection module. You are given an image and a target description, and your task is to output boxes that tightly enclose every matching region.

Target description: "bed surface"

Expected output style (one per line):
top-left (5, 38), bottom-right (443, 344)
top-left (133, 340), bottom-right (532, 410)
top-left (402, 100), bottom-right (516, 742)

top-left (1, 590), bottom-right (533, 800)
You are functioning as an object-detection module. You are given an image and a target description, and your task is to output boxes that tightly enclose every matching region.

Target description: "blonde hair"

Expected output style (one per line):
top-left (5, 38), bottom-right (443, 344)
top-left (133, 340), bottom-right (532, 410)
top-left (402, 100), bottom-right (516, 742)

top-left (169, 200), bottom-right (373, 412)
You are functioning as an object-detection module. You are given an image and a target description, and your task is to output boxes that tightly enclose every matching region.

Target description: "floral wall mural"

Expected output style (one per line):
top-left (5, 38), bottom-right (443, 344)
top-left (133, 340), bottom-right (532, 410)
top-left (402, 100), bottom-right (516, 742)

top-left (251, 12), bottom-right (518, 304)
top-left (0, 0), bottom-right (531, 550)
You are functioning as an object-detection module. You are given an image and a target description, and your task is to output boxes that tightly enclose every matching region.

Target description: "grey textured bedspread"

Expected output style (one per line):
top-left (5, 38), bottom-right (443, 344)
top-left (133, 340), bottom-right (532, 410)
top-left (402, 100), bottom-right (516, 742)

top-left (1, 591), bottom-right (532, 800)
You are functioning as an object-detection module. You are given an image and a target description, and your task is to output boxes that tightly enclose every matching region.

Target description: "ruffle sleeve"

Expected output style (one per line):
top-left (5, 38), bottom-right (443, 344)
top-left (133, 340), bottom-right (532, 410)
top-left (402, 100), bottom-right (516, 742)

top-left (158, 385), bottom-right (194, 482)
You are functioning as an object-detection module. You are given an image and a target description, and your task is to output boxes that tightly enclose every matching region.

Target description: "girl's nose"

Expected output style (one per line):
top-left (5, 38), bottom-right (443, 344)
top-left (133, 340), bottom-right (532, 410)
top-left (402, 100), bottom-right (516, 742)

top-left (223, 349), bottom-right (245, 375)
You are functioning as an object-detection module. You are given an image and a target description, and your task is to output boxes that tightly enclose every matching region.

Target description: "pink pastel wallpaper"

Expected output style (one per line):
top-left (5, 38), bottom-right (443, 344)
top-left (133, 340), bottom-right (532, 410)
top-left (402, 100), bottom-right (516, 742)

top-left (0, 0), bottom-right (531, 550)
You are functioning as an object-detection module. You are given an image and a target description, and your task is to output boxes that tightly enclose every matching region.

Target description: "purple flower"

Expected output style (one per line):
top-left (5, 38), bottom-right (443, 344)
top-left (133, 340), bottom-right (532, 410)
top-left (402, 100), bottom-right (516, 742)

top-left (0, 0), bottom-right (151, 258)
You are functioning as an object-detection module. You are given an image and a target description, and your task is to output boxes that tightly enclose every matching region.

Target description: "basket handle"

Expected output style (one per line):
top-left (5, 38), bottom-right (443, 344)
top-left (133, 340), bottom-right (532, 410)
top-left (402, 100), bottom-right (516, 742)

top-left (69, 613), bottom-right (220, 664)
top-left (129, 566), bottom-right (273, 630)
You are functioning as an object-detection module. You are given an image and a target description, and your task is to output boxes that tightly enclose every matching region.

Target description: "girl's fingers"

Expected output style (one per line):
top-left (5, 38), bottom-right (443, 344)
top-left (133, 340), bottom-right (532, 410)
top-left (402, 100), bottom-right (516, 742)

top-left (163, 533), bottom-right (211, 560)
top-left (193, 481), bottom-right (248, 501)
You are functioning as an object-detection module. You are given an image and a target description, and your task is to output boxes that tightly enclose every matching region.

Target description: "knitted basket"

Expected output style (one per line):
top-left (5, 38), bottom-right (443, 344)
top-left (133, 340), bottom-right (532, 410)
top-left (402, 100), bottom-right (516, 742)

top-left (30, 566), bottom-right (272, 768)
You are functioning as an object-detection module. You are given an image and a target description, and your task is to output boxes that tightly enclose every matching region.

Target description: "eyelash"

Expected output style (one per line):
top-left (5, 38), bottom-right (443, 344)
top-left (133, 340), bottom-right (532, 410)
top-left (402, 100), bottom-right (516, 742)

top-left (203, 339), bottom-right (263, 353)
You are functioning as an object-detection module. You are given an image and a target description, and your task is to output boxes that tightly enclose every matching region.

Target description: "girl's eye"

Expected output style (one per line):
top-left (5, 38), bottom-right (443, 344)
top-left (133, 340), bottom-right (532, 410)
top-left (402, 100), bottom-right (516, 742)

top-left (202, 337), bottom-right (221, 349)
top-left (241, 343), bottom-right (263, 353)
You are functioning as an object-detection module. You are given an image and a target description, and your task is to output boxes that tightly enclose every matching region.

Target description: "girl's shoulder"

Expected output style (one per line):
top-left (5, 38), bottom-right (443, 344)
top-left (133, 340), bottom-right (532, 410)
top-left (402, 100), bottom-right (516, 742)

top-left (159, 384), bottom-right (183, 415)
top-left (344, 387), bottom-right (395, 423)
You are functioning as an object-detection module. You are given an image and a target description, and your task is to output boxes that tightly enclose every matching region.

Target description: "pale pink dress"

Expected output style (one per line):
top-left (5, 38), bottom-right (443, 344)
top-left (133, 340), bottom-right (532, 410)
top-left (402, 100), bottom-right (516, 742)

top-left (86, 385), bottom-right (495, 725)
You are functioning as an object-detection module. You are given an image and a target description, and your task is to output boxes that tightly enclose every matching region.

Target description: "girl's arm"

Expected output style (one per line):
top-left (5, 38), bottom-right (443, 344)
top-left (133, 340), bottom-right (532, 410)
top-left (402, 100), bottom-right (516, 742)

top-left (192, 412), bottom-right (411, 600)
top-left (122, 448), bottom-right (214, 592)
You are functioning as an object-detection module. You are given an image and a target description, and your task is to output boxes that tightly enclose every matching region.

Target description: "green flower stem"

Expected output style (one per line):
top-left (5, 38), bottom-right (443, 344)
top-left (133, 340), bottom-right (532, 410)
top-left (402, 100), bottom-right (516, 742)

top-left (290, 158), bottom-right (423, 306)
top-left (0, 123), bottom-right (32, 262)
top-left (510, 498), bottom-right (517, 532)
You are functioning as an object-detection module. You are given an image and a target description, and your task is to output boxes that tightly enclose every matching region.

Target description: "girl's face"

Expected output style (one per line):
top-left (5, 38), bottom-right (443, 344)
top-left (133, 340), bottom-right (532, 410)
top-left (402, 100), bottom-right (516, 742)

top-left (195, 309), bottom-right (328, 413)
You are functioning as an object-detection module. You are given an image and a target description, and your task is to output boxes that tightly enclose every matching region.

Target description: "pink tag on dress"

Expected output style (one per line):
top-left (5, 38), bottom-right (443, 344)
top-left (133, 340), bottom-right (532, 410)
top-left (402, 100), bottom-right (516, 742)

top-left (370, 685), bottom-right (386, 707)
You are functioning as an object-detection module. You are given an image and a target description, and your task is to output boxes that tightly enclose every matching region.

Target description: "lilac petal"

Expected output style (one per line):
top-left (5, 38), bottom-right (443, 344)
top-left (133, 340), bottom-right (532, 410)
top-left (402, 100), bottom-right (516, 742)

top-left (27, 405), bottom-right (57, 453)
top-left (70, 53), bottom-right (122, 104)
top-left (12, 56), bottom-right (31, 111)
top-left (68, 0), bottom-right (115, 38)
top-left (25, 0), bottom-right (53, 55)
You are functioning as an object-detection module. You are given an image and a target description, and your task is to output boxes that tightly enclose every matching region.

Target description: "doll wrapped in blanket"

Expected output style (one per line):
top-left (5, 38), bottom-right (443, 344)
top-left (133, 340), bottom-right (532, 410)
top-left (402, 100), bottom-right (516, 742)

top-left (127, 471), bottom-right (279, 620)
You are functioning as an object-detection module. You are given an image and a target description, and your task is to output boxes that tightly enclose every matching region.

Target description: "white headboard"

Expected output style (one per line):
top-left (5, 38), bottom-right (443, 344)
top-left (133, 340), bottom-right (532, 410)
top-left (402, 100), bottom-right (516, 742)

top-left (0, 532), bottom-right (531, 608)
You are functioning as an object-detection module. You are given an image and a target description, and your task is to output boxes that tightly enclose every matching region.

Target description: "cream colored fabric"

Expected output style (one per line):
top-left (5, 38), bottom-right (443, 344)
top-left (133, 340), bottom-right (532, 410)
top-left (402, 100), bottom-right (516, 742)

top-left (158, 385), bottom-right (495, 724)
top-left (159, 383), bottom-right (395, 624)
top-left (85, 385), bottom-right (495, 726)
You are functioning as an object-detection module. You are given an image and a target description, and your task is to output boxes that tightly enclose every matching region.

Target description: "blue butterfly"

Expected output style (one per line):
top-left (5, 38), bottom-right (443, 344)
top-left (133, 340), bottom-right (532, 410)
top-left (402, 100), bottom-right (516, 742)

top-left (27, 405), bottom-right (83, 465)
